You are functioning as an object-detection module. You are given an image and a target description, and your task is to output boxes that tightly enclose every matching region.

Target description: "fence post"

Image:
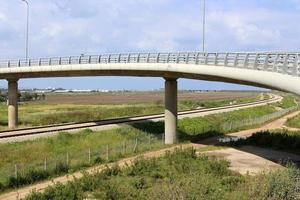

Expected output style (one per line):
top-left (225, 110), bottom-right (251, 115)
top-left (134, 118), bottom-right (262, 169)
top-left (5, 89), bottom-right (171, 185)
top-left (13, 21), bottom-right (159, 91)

top-left (66, 152), bottom-right (69, 166)
top-left (88, 148), bottom-right (91, 164)
top-left (106, 145), bottom-right (109, 160)
top-left (148, 135), bottom-right (151, 150)
top-left (44, 158), bottom-right (47, 171)
top-left (133, 138), bottom-right (138, 152)
top-left (123, 141), bottom-right (126, 154)
top-left (15, 164), bottom-right (18, 179)
top-left (162, 134), bottom-right (165, 145)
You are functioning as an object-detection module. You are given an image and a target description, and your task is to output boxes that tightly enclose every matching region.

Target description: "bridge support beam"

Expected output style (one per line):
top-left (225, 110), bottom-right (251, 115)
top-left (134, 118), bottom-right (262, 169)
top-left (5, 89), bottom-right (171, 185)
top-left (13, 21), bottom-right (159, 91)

top-left (7, 79), bottom-right (18, 129)
top-left (164, 78), bottom-right (178, 144)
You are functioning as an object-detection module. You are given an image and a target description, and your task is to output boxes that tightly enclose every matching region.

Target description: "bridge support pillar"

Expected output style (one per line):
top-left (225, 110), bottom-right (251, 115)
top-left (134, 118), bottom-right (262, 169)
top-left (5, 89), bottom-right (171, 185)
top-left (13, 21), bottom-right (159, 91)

top-left (164, 78), bottom-right (178, 144)
top-left (7, 79), bottom-right (18, 129)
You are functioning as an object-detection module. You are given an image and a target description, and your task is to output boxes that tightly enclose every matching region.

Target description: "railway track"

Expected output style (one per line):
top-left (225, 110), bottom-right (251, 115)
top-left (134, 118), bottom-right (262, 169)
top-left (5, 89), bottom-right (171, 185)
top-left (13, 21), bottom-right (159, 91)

top-left (0, 94), bottom-right (281, 142)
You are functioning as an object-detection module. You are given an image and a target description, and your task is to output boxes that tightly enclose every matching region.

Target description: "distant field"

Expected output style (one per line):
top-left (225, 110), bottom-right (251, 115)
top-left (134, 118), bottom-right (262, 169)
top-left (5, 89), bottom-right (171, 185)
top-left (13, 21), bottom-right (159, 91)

top-left (0, 91), bottom-right (261, 130)
top-left (41, 91), bottom-right (258, 105)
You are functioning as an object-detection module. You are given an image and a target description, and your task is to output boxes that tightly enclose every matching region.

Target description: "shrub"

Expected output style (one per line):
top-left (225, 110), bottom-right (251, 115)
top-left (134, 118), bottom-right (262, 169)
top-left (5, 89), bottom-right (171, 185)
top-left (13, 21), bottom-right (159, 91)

top-left (7, 169), bottom-right (50, 188)
top-left (54, 161), bottom-right (69, 174)
top-left (94, 156), bottom-right (104, 164)
top-left (226, 130), bottom-right (300, 155)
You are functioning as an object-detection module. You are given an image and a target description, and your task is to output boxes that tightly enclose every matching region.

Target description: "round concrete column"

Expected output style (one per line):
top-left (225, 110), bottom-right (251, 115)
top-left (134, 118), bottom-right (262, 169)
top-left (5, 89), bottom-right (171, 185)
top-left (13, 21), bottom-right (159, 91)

top-left (7, 79), bottom-right (18, 129)
top-left (164, 78), bottom-right (178, 144)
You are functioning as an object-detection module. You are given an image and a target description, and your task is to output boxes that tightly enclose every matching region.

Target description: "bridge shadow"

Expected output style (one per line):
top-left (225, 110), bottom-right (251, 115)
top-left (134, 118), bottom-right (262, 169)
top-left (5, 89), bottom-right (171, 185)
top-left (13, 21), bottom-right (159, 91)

top-left (129, 120), bottom-right (223, 142)
top-left (198, 131), bottom-right (300, 168)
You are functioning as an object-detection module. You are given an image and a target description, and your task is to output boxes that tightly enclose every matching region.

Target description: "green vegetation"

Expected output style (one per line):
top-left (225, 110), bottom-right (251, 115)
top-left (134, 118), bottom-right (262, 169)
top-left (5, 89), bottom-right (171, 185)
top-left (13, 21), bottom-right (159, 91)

top-left (134, 104), bottom-right (279, 142)
top-left (225, 130), bottom-right (300, 155)
top-left (25, 149), bottom-right (300, 200)
top-left (274, 94), bottom-right (298, 109)
top-left (286, 114), bottom-right (300, 129)
top-left (0, 94), bottom-right (297, 191)
top-left (0, 128), bottom-right (166, 189)
top-left (0, 95), bottom-right (260, 130)
top-left (0, 102), bottom-right (287, 190)
top-left (178, 95), bottom-right (259, 110)
top-left (0, 92), bottom-right (45, 102)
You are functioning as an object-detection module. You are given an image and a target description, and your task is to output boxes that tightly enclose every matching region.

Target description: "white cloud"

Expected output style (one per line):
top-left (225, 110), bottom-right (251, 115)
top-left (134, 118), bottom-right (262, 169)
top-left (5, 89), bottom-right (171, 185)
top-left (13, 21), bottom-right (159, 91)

top-left (0, 12), bottom-right (6, 22)
top-left (0, 0), bottom-right (299, 59)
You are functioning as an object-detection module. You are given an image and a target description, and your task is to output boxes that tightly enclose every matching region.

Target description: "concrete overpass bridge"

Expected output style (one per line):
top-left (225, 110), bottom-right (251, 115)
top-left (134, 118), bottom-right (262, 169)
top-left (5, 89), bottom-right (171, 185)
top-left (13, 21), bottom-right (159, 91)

top-left (0, 52), bottom-right (299, 144)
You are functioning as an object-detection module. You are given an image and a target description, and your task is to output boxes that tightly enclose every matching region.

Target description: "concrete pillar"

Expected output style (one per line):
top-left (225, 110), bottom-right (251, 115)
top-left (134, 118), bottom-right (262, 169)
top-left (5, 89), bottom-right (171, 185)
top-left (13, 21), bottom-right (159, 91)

top-left (7, 79), bottom-right (18, 129)
top-left (164, 78), bottom-right (178, 144)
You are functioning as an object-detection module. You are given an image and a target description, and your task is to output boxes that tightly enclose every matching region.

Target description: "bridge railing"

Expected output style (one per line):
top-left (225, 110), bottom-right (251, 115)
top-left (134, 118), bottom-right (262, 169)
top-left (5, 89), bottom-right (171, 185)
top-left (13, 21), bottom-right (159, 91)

top-left (0, 52), bottom-right (299, 76)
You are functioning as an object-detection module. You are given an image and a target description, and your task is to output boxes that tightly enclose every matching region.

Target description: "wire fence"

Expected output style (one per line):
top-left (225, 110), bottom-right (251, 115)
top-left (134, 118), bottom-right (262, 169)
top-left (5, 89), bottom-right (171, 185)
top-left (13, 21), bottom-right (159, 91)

top-left (221, 106), bottom-right (298, 132)
top-left (0, 105), bottom-right (298, 187)
top-left (0, 133), bottom-right (166, 186)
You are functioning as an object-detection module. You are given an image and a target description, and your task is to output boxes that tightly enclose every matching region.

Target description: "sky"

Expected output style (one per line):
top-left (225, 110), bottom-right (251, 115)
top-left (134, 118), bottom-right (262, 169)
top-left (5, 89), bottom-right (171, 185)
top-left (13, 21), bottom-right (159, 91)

top-left (0, 0), bottom-right (299, 90)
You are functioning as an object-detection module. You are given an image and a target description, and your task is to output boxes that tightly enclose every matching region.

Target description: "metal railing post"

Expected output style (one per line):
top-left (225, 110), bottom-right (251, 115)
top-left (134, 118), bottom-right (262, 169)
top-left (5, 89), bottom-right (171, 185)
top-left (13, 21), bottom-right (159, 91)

top-left (204, 53), bottom-right (208, 65)
top-left (283, 53), bottom-right (289, 74)
top-left (185, 53), bottom-right (189, 64)
top-left (137, 53), bottom-right (140, 63)
top-left (253, 54), bottom-right (259, 69)
top-left (146, 53), bottom-right (150, 63)
top-left (176, 53), bottom-right (180, 64)
top-left (167, 53), bottom-right (170, 63)
top-left (214, 53), bottom-right (218, 65)
top-left (263, 54), bottom-right (269, 71)
top-left (244, 53), bottom-right (249, 68)
top-left (273, 54), bottom-right (280, 72)
top-left (233, 53), bottom-right (239, 67)
top-left (224, 53), bottom-right (229, 66)
top-left (196, 53), bottom-right (200, 64)
top-left (127, 54), bottom-right (130, 63)
top-left (293, 54), bottom-right (298, 76)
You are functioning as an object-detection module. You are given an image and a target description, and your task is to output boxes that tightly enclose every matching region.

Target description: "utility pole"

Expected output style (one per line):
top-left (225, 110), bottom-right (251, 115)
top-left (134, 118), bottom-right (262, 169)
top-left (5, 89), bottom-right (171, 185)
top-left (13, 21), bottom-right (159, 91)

top-left (21, 0), bottom-right (29, 61)
top-left (202, 0), bottom-right (206, 52)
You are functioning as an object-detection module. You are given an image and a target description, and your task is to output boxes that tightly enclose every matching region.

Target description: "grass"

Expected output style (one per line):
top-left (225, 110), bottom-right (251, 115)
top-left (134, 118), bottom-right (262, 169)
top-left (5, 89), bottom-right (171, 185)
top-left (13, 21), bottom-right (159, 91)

top-left (274, 94), bottom-right (298, 109)
top-left (0, 101), bottom-right (285, 189)
top-left (286, 115), bottom-right (300, 129)
top-left (0, 127), bottom-right (168, 188)
top-left (25, 148), bottom-right (300, 200)
top-left (133, 103), bottom-right (279, 142)
top-left (0, 95), bottom-right (261, 130)
top-left (0, 94), bottom-right (296, 191)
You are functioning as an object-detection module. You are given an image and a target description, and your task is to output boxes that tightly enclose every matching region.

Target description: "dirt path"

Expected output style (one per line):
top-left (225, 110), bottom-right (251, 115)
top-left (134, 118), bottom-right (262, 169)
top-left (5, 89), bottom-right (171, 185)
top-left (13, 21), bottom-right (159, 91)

top-left (0, 143), bottom-right (205, 200)
top-left (202, 148), bottom-right (283, 175)
top-left (1, 109), bottom-right (299, 200)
